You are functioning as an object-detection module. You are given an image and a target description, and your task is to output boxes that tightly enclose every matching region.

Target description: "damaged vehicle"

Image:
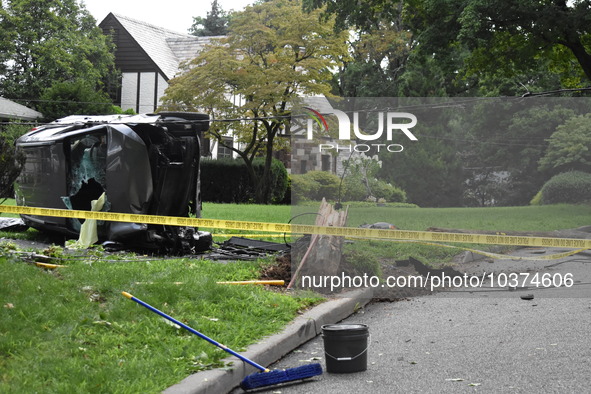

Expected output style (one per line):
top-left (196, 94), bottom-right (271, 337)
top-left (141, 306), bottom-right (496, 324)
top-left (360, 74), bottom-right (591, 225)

top-left (14, 112), bottom-right (212, 253)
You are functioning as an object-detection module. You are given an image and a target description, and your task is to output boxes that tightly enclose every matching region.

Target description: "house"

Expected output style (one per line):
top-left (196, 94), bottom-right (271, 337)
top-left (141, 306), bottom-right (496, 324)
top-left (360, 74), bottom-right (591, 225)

top-left (99, 13), bottom-right (215, 114)
top-left (99, 13), bottom-right (234, 157)
top-left (97, 13), bottom-right (337, 171)
top-left (0, 97), bottom-right (42, 121)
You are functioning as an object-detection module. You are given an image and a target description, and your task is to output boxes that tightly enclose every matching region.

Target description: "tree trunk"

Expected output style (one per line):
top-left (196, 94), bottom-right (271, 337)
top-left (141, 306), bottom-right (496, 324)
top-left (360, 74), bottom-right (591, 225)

top-left (288, 199), bottom-right (349, 292)
top-left (254, 129), bottom-right (276, 204)
top-left (564, 39), bottom-right (591, 82)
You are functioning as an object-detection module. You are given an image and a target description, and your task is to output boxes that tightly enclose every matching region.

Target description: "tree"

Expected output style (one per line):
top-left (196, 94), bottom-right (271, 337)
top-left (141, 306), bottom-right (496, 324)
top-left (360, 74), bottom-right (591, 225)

top-left (307, 0), bottom-right (591, 93)
top-left (160, 0), bottom-right (349, 204)
top-left (37, 80), bottom-right (114, 120)
top-left (189, 0), bottom-right (229, 37)
top-left (0, 123), bottom-right (28, 201)
top-left (0, 0), bottom-right (116, 106)
top-left (405, 0), bottom-right (591, 89)
top-left (539, 113), bottom-right (591, 174)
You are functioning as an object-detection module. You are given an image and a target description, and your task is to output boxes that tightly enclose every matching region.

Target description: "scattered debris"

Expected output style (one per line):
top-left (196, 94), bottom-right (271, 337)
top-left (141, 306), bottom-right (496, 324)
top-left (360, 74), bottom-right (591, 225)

top-left (396, 256), bottom-right (462, 278)
top-left (0, 218), bottom-right (28, 232)
top-left (359, 222), bottom-right (397, 230)
top-left (260, 254), bottom-right (291, 283)
top-left (209, 237), bottom-right (289, 260)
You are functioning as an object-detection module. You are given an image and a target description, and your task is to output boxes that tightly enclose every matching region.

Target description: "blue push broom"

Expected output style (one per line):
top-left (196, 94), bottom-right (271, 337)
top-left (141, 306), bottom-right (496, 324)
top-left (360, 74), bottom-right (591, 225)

top-left (121, 292), bottom-right (322, 390)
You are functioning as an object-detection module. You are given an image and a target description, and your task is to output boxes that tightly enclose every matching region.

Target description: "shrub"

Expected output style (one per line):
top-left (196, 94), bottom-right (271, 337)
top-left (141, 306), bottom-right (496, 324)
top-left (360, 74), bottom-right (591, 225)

top-left (369, 179), bottom-right (407, 203)
top-left (529, 190), bottom-right (542, 205)
top-left (200, 158), bottom-right (288, 204)
top-left (342, 177), bottom-right (367, 202)
top-left (290, 174), bottom-right (320, 203)
top-left (254, 157), bottom-right (288, 204)
top-left (540, 171), bottom-right (591, 204)
top-left (303, 171), bottom-right (341, 200)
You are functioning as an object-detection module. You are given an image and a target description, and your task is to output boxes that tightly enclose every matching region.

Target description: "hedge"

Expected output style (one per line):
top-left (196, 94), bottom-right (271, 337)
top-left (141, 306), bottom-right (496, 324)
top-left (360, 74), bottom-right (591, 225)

top-left (540, 171), bottom-right (591, 204)
top-left (291, 170), bottom-right (407, 203)
top-left (200, 158), bottom-right (288, 204)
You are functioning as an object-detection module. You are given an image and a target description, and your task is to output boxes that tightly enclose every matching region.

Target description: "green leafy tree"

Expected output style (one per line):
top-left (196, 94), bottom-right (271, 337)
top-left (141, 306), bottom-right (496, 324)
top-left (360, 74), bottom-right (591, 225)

top-left (160, 0), bottom-right (349, 204)
top-left (405, 0), bottom-right (591, 89)
top-left (539, 113), bottom-right (591, 174)
top-left (309, 0), bottom-right (591, 93)
top-left (0, 0), bottom-right (116, 105)
top-left (38, 80), bottom-right (114, 120)
top-left (189, 0), bottom-right (229, 37)
top-left (0, 123), bottom-right (29, 201)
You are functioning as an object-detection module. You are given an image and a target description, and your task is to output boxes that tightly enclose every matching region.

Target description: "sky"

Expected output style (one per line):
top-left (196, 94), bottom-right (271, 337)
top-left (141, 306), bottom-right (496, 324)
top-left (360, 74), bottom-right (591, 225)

top-left (82, 0), bottom-right (255, 34)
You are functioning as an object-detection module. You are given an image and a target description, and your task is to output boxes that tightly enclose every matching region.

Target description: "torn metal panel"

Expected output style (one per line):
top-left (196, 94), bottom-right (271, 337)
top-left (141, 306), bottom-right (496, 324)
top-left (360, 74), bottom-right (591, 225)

top-left (222, 237), bottom-right (290, 253)
top-left (0, 217), bottom-right (28, 232)
top-left (104, 124), bottom-right (152, 215)
top-left (208, 237), bottom-right (290, 260)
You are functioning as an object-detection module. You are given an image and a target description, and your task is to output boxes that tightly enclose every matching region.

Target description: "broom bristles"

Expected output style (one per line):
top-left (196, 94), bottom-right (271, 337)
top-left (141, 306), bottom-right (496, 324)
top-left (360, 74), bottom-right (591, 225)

top-left (240, 363), bottom-right (323, 390)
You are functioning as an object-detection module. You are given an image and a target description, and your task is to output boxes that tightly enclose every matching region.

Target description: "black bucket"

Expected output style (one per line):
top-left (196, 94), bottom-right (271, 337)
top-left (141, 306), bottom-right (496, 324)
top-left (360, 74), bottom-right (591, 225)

top-left (322, 324), bottom-right (369, 373)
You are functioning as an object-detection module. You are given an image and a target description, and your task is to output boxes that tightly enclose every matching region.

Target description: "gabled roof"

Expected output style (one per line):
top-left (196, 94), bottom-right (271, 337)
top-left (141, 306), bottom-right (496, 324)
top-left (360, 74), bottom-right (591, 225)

top-left (102, 13), bottom-right (219, 80)
top-left (0, 97), bottom-right (43, 120)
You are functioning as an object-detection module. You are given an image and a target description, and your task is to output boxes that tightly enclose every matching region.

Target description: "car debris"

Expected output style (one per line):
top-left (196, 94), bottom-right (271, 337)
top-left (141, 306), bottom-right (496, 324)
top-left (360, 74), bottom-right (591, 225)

top-left (208, 237), bottom-right (290, 260)
top-left (359, 222), bottom-right (397, 230)
top-left (14, 112), bottom-right (212, 254)
top-left (0, 217), bottom-right (28, 232)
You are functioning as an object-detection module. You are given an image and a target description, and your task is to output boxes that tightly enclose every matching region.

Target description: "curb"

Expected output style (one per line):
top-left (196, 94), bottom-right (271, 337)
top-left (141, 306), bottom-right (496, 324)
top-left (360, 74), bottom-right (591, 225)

top-left (163, 287), bottom-right (374, 394)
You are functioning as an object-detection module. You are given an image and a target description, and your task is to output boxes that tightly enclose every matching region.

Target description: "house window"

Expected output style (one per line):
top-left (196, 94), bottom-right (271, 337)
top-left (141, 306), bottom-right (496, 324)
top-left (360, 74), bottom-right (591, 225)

top-left (300, 160), bottom-right (307, 174)
top-left (217, 137), bottom-right (233, 159)
top-left (321, 155), bottom-right (331, 172)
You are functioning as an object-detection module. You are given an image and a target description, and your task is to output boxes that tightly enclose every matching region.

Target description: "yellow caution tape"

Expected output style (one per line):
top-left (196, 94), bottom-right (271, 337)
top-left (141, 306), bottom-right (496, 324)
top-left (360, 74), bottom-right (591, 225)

top-left (212, 234), bottom-right (288, 238)
top-left (388, 240), bottom-right (589, 261)
top-left (2, 205), bottom-right (591, 249)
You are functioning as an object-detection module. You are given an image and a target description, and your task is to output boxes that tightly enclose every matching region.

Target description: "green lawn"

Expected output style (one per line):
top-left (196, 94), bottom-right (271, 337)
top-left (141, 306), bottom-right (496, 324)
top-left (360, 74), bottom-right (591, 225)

top-left (1, 201), bottom-right (590, 392)
top-left (294, 202), bottom-right (591, 232)
top-left (0, 252), bottom-right (321, 393)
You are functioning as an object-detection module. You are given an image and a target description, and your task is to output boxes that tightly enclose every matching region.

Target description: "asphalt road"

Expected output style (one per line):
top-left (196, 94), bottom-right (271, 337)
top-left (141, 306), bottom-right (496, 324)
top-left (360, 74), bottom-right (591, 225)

top-left (237, 247), bottom-right (591, 393)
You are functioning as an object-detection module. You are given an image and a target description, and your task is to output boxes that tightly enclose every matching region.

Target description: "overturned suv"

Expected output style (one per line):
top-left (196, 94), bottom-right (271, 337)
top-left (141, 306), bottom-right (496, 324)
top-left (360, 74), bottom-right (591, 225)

top-left (15, 112), bottom-right (212, 253)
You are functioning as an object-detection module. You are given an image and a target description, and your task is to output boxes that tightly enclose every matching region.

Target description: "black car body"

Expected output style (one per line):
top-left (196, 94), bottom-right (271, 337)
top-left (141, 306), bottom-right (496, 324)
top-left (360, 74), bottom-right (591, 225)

top-left (14, 112), bottom-right (212, 253)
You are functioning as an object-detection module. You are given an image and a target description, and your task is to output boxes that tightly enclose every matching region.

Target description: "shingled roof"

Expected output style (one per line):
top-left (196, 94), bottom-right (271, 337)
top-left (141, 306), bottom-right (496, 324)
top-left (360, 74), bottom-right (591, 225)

top-left (104, 13), bottom-right (219, 80)
top-left (0, 97), bottom-right (42, 120)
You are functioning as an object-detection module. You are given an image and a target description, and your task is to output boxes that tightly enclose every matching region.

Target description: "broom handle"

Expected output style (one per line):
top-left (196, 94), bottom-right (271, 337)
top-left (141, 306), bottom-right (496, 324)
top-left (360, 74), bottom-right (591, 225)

top-left (121, 292), bottom-right (269, 373)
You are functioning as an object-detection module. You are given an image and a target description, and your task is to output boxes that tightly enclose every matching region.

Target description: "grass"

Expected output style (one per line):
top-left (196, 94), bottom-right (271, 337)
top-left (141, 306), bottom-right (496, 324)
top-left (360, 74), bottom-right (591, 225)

top-left (0, 200), bottom-right (589, 391)
top-left (293, 202), bottom-right (591, 267)
top-left (0, 249), bottom-right (322, 393)
top-left (294, 202), bottom-right (591, 232)
top-left (201, 202), bottom-right (292, 242)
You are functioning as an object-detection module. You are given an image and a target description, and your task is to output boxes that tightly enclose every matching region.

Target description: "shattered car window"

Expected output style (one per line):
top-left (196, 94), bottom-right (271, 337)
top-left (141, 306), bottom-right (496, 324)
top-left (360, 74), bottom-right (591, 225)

top-left (14, 112), bottom-right (212, 254)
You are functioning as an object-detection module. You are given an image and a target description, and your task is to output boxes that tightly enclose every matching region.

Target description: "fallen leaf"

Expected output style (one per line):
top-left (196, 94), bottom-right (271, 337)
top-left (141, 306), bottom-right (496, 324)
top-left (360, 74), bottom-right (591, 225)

top-left (3, 303), bottom-right (14, 309)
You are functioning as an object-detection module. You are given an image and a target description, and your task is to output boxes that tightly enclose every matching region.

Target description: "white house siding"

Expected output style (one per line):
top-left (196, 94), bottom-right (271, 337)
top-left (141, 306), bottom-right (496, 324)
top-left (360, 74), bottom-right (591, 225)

top-left (156, 73), bottom-right (168, 108)
top-left (121, 72), bottom-right (138, 112)
top-left (138, 72), bottom-right (156, 113)
top-left (121, 72), bottom-right (168, 113)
